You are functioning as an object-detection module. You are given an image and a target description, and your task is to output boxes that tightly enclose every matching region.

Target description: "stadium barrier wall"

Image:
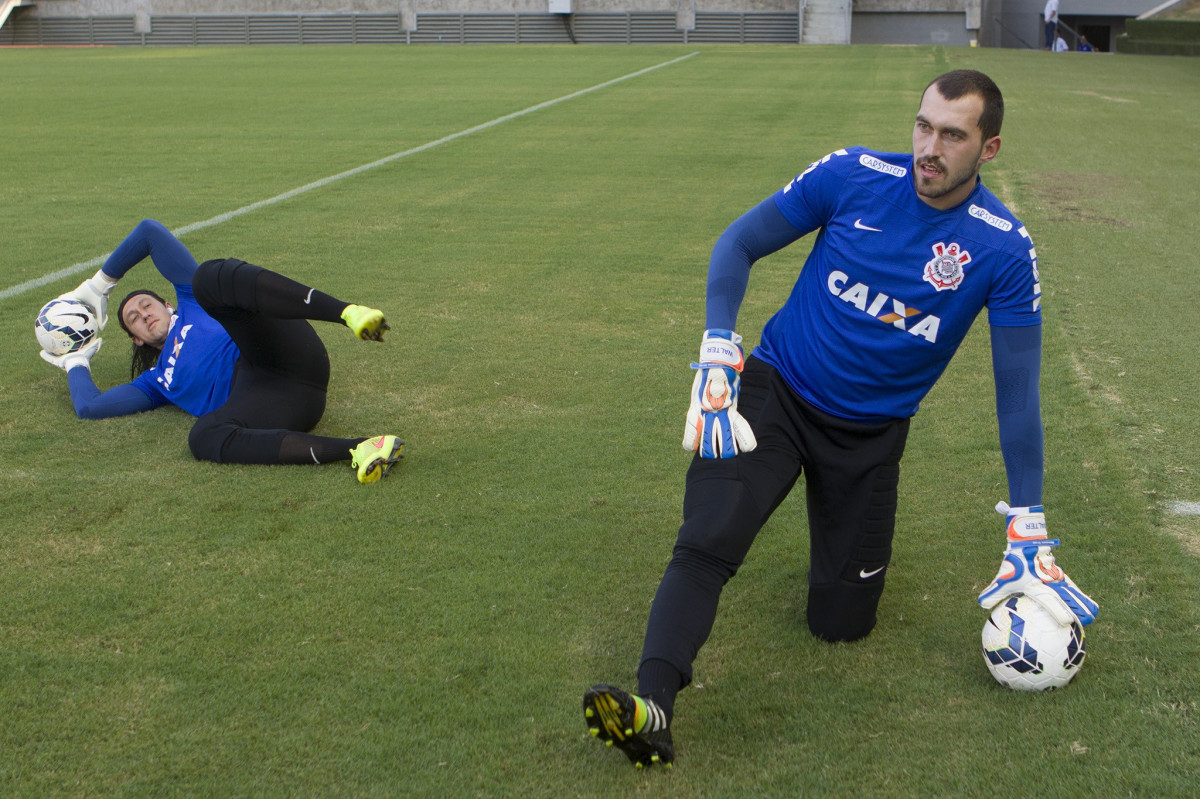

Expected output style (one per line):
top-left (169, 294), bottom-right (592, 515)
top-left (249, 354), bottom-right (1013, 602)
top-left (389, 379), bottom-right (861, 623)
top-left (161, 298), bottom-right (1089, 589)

top-left (0, 10), bottom-right (808, 44)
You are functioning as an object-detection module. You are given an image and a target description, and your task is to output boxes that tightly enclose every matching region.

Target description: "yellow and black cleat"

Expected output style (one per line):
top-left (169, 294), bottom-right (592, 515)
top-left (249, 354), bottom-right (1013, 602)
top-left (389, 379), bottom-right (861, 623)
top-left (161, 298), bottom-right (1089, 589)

top-left (583, 685), bottom-right (674, 769)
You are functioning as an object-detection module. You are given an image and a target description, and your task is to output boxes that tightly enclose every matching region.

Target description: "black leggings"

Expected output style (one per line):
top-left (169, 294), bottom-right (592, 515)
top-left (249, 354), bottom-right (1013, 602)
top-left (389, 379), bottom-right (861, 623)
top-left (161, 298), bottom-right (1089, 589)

top-left (640, 357), bottom-right (910, 688)
top-left (187, 258), bottom-right (358, 465)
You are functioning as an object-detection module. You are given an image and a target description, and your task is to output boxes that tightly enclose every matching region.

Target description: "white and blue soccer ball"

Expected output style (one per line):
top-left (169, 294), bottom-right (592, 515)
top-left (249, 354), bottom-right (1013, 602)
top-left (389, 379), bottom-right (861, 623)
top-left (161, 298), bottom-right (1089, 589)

top-left (36, 299), bottom-right (98, 356)
top-left (982, 594), bottom-right (1087, 691)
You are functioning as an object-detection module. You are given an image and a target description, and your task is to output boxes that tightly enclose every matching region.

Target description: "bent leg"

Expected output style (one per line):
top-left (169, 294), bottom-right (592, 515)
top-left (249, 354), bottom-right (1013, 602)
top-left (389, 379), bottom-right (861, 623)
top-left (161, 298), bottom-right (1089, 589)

top-left (638, 358), bottom-right (804, 714)
top-left (187, 365), bottom-right (362, 465)
top-left (192, 258), bottom-right (333, 389)
top-left (192, 257), bottom-right (349, 325)
top-left (802, 405), bottom-right (910, 642)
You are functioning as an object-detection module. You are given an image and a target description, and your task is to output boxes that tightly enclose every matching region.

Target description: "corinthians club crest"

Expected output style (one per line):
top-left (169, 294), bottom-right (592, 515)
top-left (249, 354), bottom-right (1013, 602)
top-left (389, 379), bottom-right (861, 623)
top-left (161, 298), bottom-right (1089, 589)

top-left (923, 242), bottom-right (971, 291)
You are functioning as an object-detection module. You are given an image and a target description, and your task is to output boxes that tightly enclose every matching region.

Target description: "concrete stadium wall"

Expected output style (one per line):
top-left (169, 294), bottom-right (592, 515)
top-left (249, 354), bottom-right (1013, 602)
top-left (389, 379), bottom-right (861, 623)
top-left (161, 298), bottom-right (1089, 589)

top-left (10, 0), bottom-right (982, 47)
top-left (24, 0), bottom-right (799, 16)
top-left (852, 11), bottom-right (974, 42)
top-left (39, 0), bottom-right (1175, 48)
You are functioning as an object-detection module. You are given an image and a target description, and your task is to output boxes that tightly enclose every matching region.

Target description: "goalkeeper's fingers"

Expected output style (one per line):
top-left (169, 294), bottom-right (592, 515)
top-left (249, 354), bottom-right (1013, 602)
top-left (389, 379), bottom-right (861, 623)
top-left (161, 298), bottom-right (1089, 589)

top-left (683, 406), bottom-right (702, 453)
top-left (1054, 577), bottom-right (1099, 625)
top-left (700, 411), bottom-right (732, 459)
top-left (40, 338), bottom-right (102, 371)
top-left (979, 576), bottom-right (1079, 627)
top-left (728, 408), bottom-right (757, 454)
top-left (1019, 583), bottom-right (1081, 626)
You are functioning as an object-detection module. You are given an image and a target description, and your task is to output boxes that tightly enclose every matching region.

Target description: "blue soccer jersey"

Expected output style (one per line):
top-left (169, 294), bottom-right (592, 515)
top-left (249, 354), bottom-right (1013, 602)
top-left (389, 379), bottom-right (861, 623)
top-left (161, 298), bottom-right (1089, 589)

top-left (754, 147), bottom-right (1040, 421)
top-left (130, 281), bottom-right (240, 417)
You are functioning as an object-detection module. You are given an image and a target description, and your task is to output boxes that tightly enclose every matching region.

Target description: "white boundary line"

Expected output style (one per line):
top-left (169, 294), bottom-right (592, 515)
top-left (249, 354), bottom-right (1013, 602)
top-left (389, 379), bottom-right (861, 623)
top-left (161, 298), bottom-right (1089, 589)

top-left (1, 51), bottom-right (699, 304)
top-left (1167, 501), bottom-right (1200, 516)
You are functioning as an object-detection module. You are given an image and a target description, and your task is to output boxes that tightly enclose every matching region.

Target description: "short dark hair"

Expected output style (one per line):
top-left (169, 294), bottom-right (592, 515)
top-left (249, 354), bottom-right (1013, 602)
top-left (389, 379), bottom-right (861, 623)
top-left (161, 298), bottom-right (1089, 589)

top-left (926, 70), bottom-right (1004, 141)
top-left (116, 289), bottom-right (169, 378)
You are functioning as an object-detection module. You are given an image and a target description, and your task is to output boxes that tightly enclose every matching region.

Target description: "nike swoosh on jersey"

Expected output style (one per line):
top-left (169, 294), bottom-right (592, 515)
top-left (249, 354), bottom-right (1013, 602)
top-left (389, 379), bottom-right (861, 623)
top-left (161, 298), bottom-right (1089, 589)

top-left (854, 219), bottom-right (883, 232)
top-left (859, 566), bottom-right (886, 579)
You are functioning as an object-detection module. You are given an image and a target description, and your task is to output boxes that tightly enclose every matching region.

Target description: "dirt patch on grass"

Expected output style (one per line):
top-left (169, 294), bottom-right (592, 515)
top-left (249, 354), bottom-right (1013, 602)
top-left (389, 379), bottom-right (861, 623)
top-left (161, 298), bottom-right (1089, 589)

top-left (1028, 173), bottom-right (1137, 227)
top-left (1164, 518), bottom-right (1200, 557)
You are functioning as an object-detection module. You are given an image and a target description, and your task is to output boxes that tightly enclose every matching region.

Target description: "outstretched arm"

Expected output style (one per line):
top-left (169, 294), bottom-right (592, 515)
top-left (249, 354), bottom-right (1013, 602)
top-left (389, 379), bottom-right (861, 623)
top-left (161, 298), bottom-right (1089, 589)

top-left (705, 197), bottom-right (803, 331)
top-left (66, 367), bottom-right (157, 419)
top-left (58, 220), bottom-right (198, 331)
top-left (101, 219), bottom-right (199, 286)
top-left (991, 323), bottom-right (1043, 506)
top-left (979, 323), bottom-right (1098, 626)
top-left (41, 341), bottom-right (158, 419)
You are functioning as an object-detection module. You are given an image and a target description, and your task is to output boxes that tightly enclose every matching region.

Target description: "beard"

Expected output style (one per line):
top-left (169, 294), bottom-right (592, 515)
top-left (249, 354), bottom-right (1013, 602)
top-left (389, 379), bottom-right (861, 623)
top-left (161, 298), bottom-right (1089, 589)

top-left (914, 153), bottom-right (981, 203)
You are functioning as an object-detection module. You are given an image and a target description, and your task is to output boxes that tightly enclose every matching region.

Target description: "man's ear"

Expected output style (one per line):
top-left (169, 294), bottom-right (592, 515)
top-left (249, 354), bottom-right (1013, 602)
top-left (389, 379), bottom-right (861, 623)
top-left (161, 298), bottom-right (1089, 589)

top-left (980, 135), bottom-right (1002, 166)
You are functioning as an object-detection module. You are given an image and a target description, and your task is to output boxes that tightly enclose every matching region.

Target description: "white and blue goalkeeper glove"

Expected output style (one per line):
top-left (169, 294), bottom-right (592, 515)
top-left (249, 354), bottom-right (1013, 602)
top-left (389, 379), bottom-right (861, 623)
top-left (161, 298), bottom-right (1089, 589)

top-left (40, 337), bottom-right (103, 372)
top-left (57, 269), bottom-right (116, 331)
top-left (682, 329), bottom-right (757, 459)
top-left (978, 501), bottom-right (1099, 626)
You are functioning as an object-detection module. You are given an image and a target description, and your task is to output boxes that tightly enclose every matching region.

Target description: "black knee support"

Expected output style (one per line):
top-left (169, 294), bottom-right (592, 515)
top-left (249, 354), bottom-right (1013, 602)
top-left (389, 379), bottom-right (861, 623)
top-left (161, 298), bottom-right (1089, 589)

top-left (806, 579), bottom-right (885, 643)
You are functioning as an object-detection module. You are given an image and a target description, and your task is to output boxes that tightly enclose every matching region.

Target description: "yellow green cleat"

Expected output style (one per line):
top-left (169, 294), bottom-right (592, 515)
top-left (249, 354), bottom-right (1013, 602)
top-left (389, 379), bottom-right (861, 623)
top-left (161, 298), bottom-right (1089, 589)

top-left (350, 435), bottom-right (404, 484)
top-left (340, 304), bottom-right (390, 342)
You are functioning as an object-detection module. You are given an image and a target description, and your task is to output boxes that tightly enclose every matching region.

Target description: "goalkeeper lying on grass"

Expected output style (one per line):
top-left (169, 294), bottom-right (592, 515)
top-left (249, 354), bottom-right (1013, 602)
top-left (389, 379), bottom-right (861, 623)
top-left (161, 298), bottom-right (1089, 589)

top-left (42, 219), bottom-right (404, 484)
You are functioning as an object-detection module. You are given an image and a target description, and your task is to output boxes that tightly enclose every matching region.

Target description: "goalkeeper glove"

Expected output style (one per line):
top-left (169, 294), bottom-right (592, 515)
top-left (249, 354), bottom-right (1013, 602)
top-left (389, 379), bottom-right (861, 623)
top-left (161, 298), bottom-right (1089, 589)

top-left (58, 269), bottom-right (117, 331)
top-left (40, 338), bottom-right (103, 372)
top-left (682, 329), bottom-right (757, 459)
top-left (978, 501), bottom-right (1099, 626)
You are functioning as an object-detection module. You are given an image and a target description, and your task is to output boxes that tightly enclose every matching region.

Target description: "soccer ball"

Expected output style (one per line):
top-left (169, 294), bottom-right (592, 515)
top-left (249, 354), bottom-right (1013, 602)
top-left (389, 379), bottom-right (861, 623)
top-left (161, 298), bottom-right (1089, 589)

top-left (982, 594), bottom-right (1086, 691)
top-left (35, 299), bottom-right (98, 356)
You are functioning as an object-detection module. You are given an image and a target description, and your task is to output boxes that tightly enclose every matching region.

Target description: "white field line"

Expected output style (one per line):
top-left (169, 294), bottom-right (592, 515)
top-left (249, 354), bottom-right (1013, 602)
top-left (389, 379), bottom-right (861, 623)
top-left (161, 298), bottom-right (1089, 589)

top-left (1, 51), bottom-right (699, 305)
top-left (1167, 501), bottom-right (1200, 516)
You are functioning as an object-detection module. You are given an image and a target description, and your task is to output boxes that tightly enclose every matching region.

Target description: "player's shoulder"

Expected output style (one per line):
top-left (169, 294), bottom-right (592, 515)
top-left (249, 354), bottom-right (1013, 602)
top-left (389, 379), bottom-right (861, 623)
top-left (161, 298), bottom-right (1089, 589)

top-left (804, 146), bottom-right (909, 180)
top-left (960, 182), bottom-right (1034, 258)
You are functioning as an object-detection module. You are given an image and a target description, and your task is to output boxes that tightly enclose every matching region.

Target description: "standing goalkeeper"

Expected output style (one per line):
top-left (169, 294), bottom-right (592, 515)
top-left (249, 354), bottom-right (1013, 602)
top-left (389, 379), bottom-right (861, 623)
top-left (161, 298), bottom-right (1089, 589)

top-left (582, 70), bottom-right (1098, 768)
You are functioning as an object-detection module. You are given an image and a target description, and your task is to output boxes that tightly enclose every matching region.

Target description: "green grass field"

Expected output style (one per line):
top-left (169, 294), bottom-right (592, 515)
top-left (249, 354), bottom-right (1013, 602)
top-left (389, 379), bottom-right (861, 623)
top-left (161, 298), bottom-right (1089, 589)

top-left (2, 43), bottom-right (1199, 796)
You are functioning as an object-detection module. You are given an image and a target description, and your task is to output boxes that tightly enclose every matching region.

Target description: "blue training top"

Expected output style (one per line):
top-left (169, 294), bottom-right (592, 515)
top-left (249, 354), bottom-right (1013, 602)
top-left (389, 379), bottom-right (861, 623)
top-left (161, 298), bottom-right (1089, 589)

top-left (127, 282), bottom-right (239, 416)
top-left (67, 220), bottom-right (240, 419)
top-left (702, 147), bottom-right (1045, 504)
top-left (752, 147), bottom-right (1040, 422)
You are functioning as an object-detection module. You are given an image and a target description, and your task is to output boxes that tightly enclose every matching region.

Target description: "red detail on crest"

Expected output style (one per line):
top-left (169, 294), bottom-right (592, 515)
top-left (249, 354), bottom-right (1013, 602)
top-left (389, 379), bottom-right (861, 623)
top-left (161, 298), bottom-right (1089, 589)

top-left (924, 242), bottom-right (971, 291)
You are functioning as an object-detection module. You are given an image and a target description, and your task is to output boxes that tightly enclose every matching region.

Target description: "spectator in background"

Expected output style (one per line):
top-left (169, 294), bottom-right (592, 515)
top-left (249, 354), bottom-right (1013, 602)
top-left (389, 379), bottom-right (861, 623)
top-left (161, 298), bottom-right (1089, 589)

top-left (1078, 35), bottom-right (1093, 51)
top-left (1044, 0), bottom-right (1059, 49)
top-left (1055, 34), bottom-right (1069, 52)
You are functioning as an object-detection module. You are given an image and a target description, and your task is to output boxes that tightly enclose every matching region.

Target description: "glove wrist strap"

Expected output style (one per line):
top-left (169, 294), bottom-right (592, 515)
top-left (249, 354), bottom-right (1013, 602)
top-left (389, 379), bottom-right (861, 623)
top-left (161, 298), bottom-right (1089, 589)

top-left (88, 270), bottom-right (117, 297)
top-left (996, 500), bottom-right (1049, 543)
top-left (1005, 537), bottom-right (1060, 552)
top-left (697, 329), bottom-right (745, 372)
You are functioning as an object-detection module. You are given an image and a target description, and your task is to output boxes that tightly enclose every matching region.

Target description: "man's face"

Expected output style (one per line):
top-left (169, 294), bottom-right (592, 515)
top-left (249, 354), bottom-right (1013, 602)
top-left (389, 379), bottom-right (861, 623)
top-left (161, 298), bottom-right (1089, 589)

top-left (912, 86), bottom-right (1001, 210)
top-left (121, 293), bottom-right (173, 349)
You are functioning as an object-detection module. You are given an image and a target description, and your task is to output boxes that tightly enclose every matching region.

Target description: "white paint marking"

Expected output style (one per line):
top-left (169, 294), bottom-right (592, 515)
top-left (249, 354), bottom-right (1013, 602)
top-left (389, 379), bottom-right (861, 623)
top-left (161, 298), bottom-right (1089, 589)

top-left (1167, 501), bottom-right (1200, 516)
top-left (1, 51), bottom-right (699, 304)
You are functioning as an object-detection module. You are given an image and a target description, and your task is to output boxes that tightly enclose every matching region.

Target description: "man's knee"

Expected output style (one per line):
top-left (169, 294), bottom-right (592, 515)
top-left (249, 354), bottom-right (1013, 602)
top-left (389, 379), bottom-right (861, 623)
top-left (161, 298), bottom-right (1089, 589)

top-left (192, 258), bottom-right (255, 314)
top-left (806, 580), bottom-right (885, 642)
top-left (188, 415), bottom-right (230, 463)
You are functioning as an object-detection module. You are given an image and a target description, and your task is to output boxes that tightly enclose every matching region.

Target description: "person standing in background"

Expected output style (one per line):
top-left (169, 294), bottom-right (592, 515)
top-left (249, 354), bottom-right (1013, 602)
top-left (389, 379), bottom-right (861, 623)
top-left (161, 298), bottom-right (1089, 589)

top-left (1044, 0), bottom-right (1060, 49)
